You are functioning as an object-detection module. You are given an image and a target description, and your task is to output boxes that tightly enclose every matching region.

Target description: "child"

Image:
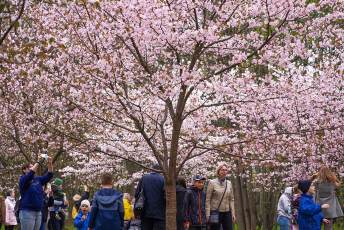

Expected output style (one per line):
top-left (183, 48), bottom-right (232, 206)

top-left (276, 187), bottom-right (293, 230)
top-left (74, 200), bottom-right (91, 230)
top-left (291, 186), bottom-right (301, 230)
top-left (50, 178), bottom-right (65, 220)
top-left (183, 175), bottom-right (207, 230)
top-left (88, 173), bottom-right (124, 230)
top-left (123, 193), bottom-right (134, 230)
top-left (297, 180), bottom-right (330, 230)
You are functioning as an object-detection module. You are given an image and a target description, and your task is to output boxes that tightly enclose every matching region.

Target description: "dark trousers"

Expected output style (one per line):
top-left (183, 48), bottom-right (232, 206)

top-left (5, 226), bottom-right (15, 230)
top-left (142, 217), bottom-right (165, 230)
top-left (210, 211), bottom-right (233, 230)
top-left (47, 212), bottom-right (64, 230)
top-left (190, 225), bottom-right (207, 230)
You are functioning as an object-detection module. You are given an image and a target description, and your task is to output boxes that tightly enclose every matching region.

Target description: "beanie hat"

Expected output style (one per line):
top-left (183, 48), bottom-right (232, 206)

top-left (53, 178), bottom-right (63, 186)
top-left (298, 180), bottom-right (312, 193)
top-left (80, 199), bottom-right (90, 208)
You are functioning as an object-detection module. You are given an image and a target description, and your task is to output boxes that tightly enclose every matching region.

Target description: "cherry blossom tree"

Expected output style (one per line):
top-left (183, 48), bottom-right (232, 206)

top-left (0, 0), bottom-right (26, 46)
top-left (1, 0), bottom-right (343, 229)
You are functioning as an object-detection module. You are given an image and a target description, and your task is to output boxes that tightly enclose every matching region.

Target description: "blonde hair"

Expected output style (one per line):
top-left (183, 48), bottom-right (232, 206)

top-left (123, 193), bottom-right (131, 200)
top-left (216, 163), bottom-right (228, 176)
top-left (318, 166), bottom-right (337, 183)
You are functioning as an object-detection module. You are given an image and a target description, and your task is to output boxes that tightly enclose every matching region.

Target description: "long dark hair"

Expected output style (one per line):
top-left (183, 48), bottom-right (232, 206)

top-left (176, 177), bottom-right (186, 188)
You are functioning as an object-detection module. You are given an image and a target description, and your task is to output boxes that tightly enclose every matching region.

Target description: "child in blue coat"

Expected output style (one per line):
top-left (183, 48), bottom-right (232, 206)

top-left (74, 200), bottom-right (91, 230)
top-left (297, 180), bottom-right (330, 230)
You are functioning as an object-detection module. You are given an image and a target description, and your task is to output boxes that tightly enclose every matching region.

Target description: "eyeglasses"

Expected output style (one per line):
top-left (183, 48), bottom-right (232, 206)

top-left (81, 205), bottom-right (89, 208)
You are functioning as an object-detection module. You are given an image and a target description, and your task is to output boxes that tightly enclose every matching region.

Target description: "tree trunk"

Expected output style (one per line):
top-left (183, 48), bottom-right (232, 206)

top-left (233, 175), bottom-right (246, 230)
top-left (242, 179), bottom-right (251, 230)
top-left (165, 177), bottom-right (177, 230)
top-left (248, 187), bottom-right (257, 230)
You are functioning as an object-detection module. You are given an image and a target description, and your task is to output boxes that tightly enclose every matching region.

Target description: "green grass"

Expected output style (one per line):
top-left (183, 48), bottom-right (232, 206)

top-left (2, 221), bottom-right (342, 230)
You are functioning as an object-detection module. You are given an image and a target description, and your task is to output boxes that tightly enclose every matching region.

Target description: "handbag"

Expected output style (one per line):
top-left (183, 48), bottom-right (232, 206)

top-left (134, 179), bottom-right (145, 217)
top-left (209, 180), bottom-right (227, 224)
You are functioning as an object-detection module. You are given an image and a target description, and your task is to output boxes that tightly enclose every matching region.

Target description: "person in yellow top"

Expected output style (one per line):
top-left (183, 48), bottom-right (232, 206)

top-left (123, 193), bottom-right (134, 229)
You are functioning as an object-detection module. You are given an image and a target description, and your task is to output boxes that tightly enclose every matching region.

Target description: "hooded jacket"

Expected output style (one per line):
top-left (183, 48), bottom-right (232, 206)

top-left (298, 193), bottom-right (324, 230)
top-left (88, 188), bottom-right (124, 230)
top-left (74, 211), bottom-right (91, 230)
top-left (5, 197), bottom-right (17, 225)
top-left (183, 186), bottom-right (206, 226)
top-left (277, 187), bottom-right (293, 219)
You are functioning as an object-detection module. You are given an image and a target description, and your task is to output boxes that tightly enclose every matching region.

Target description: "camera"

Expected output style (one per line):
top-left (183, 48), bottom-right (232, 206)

top-left (41, 151), bottom-right (49, 160)
top-left (41, 154), bottom-right (49, 160)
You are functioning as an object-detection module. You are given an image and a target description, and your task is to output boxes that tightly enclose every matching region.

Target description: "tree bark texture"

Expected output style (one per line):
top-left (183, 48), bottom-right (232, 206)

top-left (165, 178), bottom-right (177, 230)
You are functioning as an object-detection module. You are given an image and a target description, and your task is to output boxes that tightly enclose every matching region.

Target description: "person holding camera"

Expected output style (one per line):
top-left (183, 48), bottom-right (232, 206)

top-left (19, 154), bottom-right (53, 230)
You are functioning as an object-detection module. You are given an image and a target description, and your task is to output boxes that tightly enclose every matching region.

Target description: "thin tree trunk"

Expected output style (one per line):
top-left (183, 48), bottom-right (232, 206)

top-left (165, 177), bottom-right (177, 230)
top-left (248, 187), bottom-right (257, 230)
top-left (243, 178), bottom-right (253, 230)
top-left (233, 175), bottom-right (246, 230)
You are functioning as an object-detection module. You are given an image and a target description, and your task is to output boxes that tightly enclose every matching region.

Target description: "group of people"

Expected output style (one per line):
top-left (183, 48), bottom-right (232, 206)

top-left (74, 163), bottom-right (236, 230)
top-left (277, 166), bottom-right (343, 230)
top-left (1, 154), bottom-right (343, 230)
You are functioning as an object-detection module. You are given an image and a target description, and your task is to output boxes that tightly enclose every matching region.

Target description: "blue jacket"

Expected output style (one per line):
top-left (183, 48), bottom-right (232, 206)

top-left (74, 211), bottom-right (91, 230)
top-left (298, 194), bottom-right (324, 230)
top-left (135, 172), bottom-right (165, 220)
top-left (183, 186), bottom-right (206, 226)
top-left (19, 170), bottom-right (53, 211)
top-left (88, 188), bottom-right (124, 230)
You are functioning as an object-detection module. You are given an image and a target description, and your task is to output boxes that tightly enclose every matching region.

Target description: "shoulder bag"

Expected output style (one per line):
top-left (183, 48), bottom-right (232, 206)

top-left (209, 180), bottom-right (227, 224)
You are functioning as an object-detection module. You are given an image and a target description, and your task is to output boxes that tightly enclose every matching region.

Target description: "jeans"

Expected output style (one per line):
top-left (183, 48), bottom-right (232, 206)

top-left (209, 211), bottom-right (233, 230)
top-left (277, 215), bottom-right (291, 230)
top-left (19, 210), bottom-right (42, 230)
top-left (5, 226), bottom-right (15, 230)
top-left (141, 218), bottom-right (165, 230)
top-left (40, 221), bottom-right (47, 230)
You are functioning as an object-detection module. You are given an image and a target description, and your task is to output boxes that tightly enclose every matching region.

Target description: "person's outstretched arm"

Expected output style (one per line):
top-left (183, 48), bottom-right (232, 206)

top-left (299, 198), bottom-right (321, 215)
top-left (37, 157), bottom-right (54, 185)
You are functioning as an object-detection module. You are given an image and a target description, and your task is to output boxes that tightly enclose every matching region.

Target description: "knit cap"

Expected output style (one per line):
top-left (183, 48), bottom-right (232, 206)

top-left (53, 178), bottom-right (63, 186)
top-left (81, 199), bottom-right (90, 208)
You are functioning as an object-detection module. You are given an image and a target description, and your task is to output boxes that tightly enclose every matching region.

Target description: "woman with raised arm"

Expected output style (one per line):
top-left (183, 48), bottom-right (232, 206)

top-left (314, 166), bottom-right (343, 230)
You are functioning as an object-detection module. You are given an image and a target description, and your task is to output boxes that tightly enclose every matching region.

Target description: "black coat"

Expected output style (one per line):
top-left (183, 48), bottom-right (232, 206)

top-left (135, 172), bottom-right (165, 220)
top-left (176, 185), bottom-right (186, 230)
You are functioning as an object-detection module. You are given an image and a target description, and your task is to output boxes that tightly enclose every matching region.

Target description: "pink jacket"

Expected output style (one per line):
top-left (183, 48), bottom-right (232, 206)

top-left (5, 197), bottom-right (17, 226)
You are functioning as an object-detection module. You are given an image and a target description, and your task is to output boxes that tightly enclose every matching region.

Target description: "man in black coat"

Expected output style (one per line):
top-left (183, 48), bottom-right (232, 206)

top-left (135, 164), bottom-right (165, 230)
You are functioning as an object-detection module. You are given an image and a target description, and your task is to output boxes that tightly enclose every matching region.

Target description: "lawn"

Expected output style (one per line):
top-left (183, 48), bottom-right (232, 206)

top-left (2, 221), bottom-right (343, 230)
